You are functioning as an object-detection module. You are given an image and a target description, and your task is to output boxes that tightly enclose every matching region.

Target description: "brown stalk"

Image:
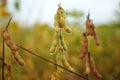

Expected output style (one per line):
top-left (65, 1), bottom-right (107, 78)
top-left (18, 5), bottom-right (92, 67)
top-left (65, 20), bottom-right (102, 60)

top-left (17, 45), bottom-right (88, 79)
top-left (6, 16), bottom-right (13, 30)
top-left (2, 37), bottom-right (5, 80)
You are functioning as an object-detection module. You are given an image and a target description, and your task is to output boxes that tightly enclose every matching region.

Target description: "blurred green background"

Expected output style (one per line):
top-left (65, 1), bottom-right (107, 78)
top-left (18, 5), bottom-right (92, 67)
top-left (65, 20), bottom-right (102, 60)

top-left (0, 0), bottom-right (120, 80)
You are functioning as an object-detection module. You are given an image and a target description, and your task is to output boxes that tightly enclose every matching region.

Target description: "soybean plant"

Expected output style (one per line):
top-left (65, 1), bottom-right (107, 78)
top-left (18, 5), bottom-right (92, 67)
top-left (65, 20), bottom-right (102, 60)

top-left (50, 4), bottom-right (74, 80)
top-left (80, 13), bottom-right (102, 80)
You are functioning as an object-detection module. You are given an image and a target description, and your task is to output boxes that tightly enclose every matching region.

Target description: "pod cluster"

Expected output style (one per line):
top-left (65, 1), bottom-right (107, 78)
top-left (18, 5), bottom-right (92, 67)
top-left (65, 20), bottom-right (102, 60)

top-left (54, 4), bottom-right (72, 33)
top-left (50, 4), bottom-right (72, 54)
top-left (86, 13), bottom-right (100, 46)
top-left (3, 18), bottom-right (25, 66)
top-left (50, 4), bottom-right (74, 80)
top-left (80, 13), bottom-right (102, 79)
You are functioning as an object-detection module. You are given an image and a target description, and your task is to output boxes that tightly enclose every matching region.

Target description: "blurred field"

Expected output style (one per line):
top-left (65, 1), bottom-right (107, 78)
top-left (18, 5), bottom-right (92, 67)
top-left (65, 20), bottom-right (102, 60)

top-left (0, 1), bottom-right (120, 80)
top-left (0, 20), bottom-right (120, 80)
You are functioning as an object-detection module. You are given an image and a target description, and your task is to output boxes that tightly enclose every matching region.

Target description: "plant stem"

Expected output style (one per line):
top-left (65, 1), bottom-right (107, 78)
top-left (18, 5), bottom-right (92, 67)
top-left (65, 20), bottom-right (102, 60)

top-left (86, 74), bottom-right (89, 80)
top-left (17, 45), bottom-right (88, 79)
top-left (2, 37), bottom-right (5, 80)
top-left (6, 16), bottom-right (12, 30)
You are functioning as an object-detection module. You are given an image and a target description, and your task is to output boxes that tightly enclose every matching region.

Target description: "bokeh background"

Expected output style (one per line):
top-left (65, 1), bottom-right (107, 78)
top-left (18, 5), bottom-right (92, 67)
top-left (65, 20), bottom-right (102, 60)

top-left (0, 0), bottom-right (120, 80)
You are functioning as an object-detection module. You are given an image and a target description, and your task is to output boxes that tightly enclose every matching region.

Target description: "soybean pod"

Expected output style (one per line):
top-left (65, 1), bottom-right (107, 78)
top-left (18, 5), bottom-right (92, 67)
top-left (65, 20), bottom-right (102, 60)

top-left (88, 52), bottom-right (102, 79)
top-left (84, 58), bottom-right (90, 76)
top-left (12, 51), bottom-right (25, 66)
top-left (62, 53), bottom-right (75, 72)
top-left (64, 25), bottom-right (72, 33)
top-left (54, 13), bottom-right (60, 33)
top-left (50, 32), bottom-right (59, 54)
top-left (59, 32), bottom-right (68, 51)
top-left (80, 33), bottom-right (88, 59)
top-left (51, 72), bottom-right (59, 80)
top-left (56, 52), bottom-right (64, 73)
top-left (3, 17), bottom-right (19, 52)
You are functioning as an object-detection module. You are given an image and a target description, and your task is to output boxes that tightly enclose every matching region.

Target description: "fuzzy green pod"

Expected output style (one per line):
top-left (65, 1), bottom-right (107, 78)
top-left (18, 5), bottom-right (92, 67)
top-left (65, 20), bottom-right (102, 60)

top-left (59, 33), bottom-right (68, 51)
top-left (51, 72), bottom-right (59, 80)
top-left (84, 59), bottom-right (90, 75)
top-left (59, 17), bottom-right (66, 28)
top-left (12, 51), bottom-right (25, 66)
top-left (56, 53), bottom-right (64, 73)
top-left (54, 13), bottom-right (60, 33)
top-left (50, 32), bottom-right (59, 54)
top-left (57, 5), bottom-right (66, 28)
top-left (62, 54), bottom-right (75, 72)
top-left (64, 25), bottom-right (72, 33)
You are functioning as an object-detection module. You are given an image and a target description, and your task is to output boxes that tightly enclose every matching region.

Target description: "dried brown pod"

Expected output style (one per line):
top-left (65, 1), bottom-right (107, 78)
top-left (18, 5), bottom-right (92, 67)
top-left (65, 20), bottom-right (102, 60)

top-left (88, 52), bottom-right (102, 79)
top-left (3, 18), bottom-right (11, 41)
top-left (80, 33), bottom-right (88, 59)
top-left (93, 31), bottom-right (100, 46)
top-left (12, 51), bottom-right (25, 66)
top-left (91, 23), bottom-right (95, 35)
top-left (4, 39), bottom-right (13, 47)
top-left (3, 17), bottom-right (19, 51)
top-left (86, 13), bottom-right (92, 36)
top-left (10, 43), bottom-right (19, 51)
top-left (85, 13), bottom-right (100, 46)
top-left (86, 13), bottom-right (96, 36)
top-left (3, 29), bottom-right (11, 40)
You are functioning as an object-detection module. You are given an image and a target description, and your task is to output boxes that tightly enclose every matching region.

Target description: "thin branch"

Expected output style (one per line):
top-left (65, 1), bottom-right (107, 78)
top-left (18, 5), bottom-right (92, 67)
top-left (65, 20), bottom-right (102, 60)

top-left (0, 57), bottom-right (7, 66)
top-left (0, 56), bottom-right (12, 80)
top-left (2, 38), bottom-right (5, 80)
top-left (86, 74), bottom-right (90, 80)
top-left (17, 45), bottom-right (88, 79)
top-left (6, 16), bottom-right (13, 30)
